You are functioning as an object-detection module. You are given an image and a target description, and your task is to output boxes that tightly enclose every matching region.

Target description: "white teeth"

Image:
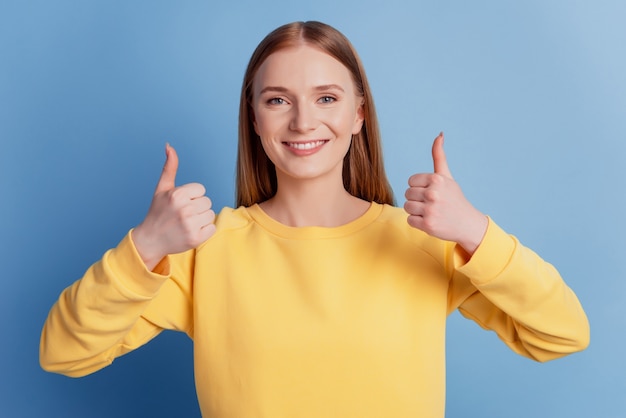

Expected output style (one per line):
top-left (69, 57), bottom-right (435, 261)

top-left (288, 141), bottom-right (325, 150)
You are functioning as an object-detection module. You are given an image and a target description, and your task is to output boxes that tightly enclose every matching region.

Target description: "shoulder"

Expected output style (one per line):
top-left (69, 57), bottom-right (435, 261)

top-left (374, 204), bottom-right (410, 226)
top-left (194, 206), bottom-right (253, 251)
top-left (374, 204), bottom-right (432, 242)
top-left (214, 206), bottom-right (254, 231)
top-left (372, 204), bottom-right (452, 260)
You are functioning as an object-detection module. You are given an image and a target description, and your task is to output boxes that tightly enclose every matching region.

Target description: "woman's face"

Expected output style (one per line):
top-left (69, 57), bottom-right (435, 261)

top-left (252, 44), bottom-right (364, 185)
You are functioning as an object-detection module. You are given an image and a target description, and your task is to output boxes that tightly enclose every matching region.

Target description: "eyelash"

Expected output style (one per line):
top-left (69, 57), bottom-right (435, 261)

top-left (265, 96), bottom-right (337, 106)
top-left (318, 96), bottom-right (336, 104)
top-left (267, 97), bottom-right (286, 105)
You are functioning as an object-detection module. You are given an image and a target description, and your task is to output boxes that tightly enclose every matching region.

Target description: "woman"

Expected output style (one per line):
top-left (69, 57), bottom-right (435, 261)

top-left (40, 21), bottom-right (589, 417)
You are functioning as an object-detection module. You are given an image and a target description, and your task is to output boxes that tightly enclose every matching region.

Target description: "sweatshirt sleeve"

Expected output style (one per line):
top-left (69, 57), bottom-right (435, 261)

top-left (39, 231), bottom-right (194, 377)
top-left (447, 218), bottom-right (590, 362)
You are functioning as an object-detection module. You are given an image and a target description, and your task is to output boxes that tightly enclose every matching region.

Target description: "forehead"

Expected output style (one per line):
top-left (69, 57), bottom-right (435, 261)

top-left (253, 44), bottom-right (355, 92)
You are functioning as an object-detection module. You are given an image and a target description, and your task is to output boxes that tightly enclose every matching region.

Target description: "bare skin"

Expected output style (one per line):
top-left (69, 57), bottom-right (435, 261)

top-left (405, 132), bottom-right (488, 256)
top-left (131, 144), bottom-right (216, 271)
top-left (251, 45), bottom-right (369, 227)
top-left (131, 45), bottom-right (488, 272)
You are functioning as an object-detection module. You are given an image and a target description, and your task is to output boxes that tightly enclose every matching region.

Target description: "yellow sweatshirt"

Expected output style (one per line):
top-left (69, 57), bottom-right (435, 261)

top-left (40, 203), bottom-right (589, 418)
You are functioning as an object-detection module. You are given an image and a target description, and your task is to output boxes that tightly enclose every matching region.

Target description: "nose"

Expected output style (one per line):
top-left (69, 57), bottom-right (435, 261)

top-left (289, 102), bottom-right (317, 133)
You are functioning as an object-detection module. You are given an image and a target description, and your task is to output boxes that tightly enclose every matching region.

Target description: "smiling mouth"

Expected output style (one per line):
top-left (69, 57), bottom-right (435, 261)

top-left (284, 140), bottom-right (328, 150)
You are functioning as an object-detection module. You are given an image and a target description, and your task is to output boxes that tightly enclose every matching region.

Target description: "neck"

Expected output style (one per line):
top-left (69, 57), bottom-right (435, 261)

top-left (260, 175), bottom-right (370, 227)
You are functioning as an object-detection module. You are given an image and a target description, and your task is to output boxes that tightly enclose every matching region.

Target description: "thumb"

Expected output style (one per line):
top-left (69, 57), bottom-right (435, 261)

top-left (155, 143), bottom-right (178, 193)
top-left (432, 132), bottom-right (453, 178)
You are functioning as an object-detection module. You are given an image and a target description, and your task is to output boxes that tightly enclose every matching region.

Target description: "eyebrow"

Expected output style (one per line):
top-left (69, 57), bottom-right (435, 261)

top-left (258, 84), bottom-right (346, 95)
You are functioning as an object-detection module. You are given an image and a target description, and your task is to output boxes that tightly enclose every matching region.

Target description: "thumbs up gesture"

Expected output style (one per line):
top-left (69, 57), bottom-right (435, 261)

top-left (132, 144), bottom-right (216, 270)
top-left (404, 133), bottom-right (488, 255)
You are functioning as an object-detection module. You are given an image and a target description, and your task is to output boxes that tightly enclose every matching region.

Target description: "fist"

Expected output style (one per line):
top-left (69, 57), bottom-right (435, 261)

top-left (404, 133), bottom-right (487, 255)
top-left (132, 144), bottom-right (216, 270)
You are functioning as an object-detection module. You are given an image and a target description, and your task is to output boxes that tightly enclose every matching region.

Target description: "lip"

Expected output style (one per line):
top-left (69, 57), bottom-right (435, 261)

top-left (282, 140), bottom-right (329, 156)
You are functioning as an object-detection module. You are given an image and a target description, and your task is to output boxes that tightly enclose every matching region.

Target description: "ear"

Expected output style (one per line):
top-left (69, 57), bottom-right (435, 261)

top-left (352, 99), bottom-right (365, 135)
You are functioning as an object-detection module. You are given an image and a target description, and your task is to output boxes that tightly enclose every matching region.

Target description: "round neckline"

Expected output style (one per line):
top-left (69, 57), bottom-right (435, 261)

top-left (245, 202), bottom-right (384, 239)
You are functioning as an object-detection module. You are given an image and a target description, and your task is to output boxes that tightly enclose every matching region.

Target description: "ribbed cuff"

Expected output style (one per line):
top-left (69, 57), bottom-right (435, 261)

top-left (456, 217), bottom-right (516, 285)
top-left (105, 231), bottom-right (170, 298)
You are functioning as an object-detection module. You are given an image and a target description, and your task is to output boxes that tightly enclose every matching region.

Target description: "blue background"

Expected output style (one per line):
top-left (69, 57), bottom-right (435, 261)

top-left (1, 1), bottom-right (624, 417)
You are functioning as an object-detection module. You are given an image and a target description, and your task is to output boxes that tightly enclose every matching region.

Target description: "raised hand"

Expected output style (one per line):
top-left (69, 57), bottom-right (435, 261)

top-left (404, 133), bottom-right (488, 255)
top-left (132, 144), bottom-right (216, 270)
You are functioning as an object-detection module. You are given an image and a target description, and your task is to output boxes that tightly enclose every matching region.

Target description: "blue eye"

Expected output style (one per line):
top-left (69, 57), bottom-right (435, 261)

top-left (319, 96), bottom-right (336, 104)
top-left (267, 97), bottom-right (285, 105)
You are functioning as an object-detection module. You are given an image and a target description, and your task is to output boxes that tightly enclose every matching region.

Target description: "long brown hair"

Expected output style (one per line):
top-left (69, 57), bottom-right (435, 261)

top-left (236, 21), bottom-right (395, 207)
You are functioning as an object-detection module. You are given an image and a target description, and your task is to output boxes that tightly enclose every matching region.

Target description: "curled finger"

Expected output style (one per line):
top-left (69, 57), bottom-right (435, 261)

top-left (403, 200), bottom-right (425, 217)
top-left (405, 186), bottom-right (426, 202)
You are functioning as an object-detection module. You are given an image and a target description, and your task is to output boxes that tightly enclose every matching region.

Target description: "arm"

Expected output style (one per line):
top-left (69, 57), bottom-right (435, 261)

top-left (40, 144), bottom-right (215, 376)
top-left (447, 219), bottom-right (589, 361)
top-left (405, 133), bottom-right (589, 360)
top-left (39, 233), bottom-right (184, 377)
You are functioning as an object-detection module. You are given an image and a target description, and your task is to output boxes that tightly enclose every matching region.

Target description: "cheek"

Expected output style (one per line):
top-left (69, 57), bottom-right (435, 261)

top-left (252, 109), bottom-right (265, 135)
top-left (253, 110), bottom-right (283, 138)
top-left (258, 137), bottom-right (280, 166)
top-left (330, 109), bottom-right (361, 138)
